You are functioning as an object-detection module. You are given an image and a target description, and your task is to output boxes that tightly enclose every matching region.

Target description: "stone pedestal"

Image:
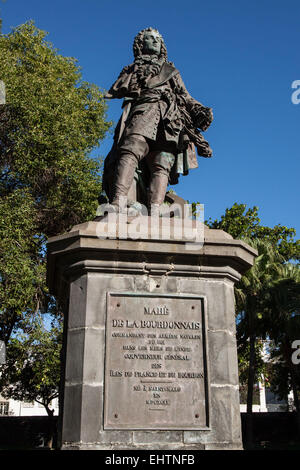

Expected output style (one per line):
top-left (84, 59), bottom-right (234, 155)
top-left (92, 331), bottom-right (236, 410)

top-left (47, 218), bottom-right (256, 450)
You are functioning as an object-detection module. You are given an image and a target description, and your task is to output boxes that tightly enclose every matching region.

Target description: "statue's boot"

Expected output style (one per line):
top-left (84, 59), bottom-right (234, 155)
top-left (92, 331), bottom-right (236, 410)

top-left (148, 172), bottom-right (169, 217)
top-left (111, 154), bottom-right (137, 211)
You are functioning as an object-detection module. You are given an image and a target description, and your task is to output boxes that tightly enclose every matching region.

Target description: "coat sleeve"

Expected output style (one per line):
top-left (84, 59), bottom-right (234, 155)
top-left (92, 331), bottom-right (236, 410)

top-left (173, 73), bottom-right (213, 131)
top-left (104, 64), bottom-right (140, 100)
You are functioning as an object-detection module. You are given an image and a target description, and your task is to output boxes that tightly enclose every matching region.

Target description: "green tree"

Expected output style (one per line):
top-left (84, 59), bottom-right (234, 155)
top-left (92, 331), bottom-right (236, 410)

top-left (0, 21), bottom-right (111, 343)
top-left (265, 264), bottom-right (300, 435)
top-left (0, 316), bottom-right (62, 447)
top-left (235, 239), bottom-right (283, 447)
top-left (0, 317), bottom-right (61, 415)
top-left (206, 203), bottom-right (300, 261)
top-left (238, 339), bottom-right (266, 406)
top-left (206, 203), bottom-right (300, 447)
top-left (0, 188), bottom-right (45, 344)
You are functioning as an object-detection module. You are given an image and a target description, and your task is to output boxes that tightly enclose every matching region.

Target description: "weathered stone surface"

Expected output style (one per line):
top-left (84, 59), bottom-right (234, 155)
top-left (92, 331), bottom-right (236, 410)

top-left (98, 430), bottom-right (133, 445)
top-left (47, 219), bottom-right (257, 301)
top-left (82, 327), bottom-right (105, 383)
top-left (79, 384), bottom-right (103, 443)
top-left (64, 329), bottom-right (85, 383)
top-left (178, 279), bottom-right (237, 333)
top-left (209, 385), bottom-right (242, 443)
top-left (64, 327), bottom-right (105, 384)
top-left (183, 430), bottom-right (209, 445)
top-left (62, 384), bottom-right (82, 443)
top-left (134, 275), bottom-right (150, 292)
top-left (47, 219), bottom-right (256, 450)
top-left (86, 274), bottom-right (135, 327)
top-left (68, 275), bottom-right (88, 329)
top-left (207, 330), bottom-right (239, 385)
top-left (164, 277), bottom-right (179, 293)
top-left (203, 441), bottom-right (243, 450)
top-left (133, 430), bottom-right (183, 444)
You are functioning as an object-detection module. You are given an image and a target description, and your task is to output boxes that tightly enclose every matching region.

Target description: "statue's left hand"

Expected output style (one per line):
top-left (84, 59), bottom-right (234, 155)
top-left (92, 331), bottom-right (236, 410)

top-left (198, 107), bottom-right (213, 131)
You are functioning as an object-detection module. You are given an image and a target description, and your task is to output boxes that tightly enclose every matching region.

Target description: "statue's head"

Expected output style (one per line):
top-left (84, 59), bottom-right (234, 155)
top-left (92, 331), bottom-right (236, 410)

top-left (133, 27), bottom-right (167, 60)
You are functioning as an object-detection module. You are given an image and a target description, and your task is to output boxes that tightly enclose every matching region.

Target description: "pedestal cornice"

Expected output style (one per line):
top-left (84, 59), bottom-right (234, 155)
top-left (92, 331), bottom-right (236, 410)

top-left (47, 219), bottom-right (257, 297)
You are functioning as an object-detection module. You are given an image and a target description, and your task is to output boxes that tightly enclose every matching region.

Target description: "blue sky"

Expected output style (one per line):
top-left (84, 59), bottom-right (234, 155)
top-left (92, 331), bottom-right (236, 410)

top-left (1, 0), bottom-right (300, 237)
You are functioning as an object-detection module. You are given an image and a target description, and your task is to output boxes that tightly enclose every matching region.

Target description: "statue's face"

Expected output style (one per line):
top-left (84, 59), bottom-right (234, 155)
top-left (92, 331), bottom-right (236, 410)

top-left (142, 31), bottom-right (161, 55)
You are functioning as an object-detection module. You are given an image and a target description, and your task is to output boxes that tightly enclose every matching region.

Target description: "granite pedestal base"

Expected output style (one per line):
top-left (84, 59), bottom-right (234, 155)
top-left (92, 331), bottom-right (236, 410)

top-left (47, 218), bottom-right (256, 450)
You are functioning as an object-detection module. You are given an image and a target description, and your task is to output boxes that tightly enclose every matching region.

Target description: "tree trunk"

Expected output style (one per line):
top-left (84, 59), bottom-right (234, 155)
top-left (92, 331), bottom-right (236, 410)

top-left (2, 309), bottom-right (18, 345)
top-left (44, 404), bottom-right (55, 449)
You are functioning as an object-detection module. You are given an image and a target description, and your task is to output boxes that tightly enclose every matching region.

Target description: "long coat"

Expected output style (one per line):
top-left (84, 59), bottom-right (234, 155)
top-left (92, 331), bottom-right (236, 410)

top-left (103, 60), bottom-right (213, 199)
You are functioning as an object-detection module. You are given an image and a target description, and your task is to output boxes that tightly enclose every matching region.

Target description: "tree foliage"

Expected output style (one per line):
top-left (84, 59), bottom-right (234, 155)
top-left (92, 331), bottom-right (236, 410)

top-left (264, 264), bottom-right (300, 416)
top-left (206, 203), bottom-right (300, 445)
top-left (0, 188), bottom-right (45, 343)
top-left (0, 21), bottom-right (111, 343)
top-left (0, 316), bottom-right (62, 417)
top-left (0, 21), bottom-right (111, 236)
top-left (206, 203), bottom-right (300, 261)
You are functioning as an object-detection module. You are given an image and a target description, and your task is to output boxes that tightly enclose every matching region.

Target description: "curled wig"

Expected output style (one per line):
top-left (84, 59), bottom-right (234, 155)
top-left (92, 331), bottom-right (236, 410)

top-left (133, 27), bottom-right (167, 61)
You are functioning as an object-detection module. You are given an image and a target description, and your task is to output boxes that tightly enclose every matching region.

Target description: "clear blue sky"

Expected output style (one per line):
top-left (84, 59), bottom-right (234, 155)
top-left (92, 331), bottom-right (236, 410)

top-left (1, 0), bottom-right (299, 237)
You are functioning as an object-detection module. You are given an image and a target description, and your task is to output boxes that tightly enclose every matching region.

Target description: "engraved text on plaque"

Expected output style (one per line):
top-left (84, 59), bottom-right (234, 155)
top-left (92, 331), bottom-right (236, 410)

top-left (104, 293), bottom-right (209, 430)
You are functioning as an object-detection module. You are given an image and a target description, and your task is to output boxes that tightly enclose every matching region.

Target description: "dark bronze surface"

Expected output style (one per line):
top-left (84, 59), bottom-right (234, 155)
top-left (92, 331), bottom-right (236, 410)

top-left (102, 28), bottom-right (213, 212)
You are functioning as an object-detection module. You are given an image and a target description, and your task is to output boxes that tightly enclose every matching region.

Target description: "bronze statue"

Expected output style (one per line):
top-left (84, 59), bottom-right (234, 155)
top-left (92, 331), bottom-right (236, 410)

top-left (103, 28), bottom-right (213, 215)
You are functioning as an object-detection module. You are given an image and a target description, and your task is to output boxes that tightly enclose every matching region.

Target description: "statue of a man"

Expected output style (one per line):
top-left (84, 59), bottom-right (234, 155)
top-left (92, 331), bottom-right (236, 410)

top-left (103, 28), bottom-right (213, 214)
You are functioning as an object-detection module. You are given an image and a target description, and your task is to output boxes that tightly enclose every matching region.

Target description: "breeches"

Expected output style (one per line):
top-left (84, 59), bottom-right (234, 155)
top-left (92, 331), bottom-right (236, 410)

top-left (112, 133), bottom-right (176, 206)
top-left (119, 133), bottom-right (176, 175)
